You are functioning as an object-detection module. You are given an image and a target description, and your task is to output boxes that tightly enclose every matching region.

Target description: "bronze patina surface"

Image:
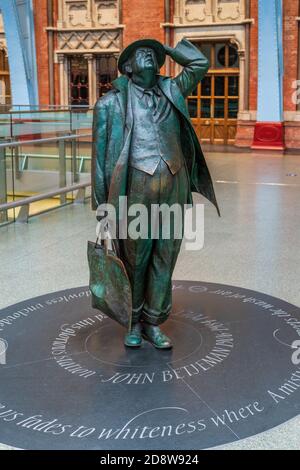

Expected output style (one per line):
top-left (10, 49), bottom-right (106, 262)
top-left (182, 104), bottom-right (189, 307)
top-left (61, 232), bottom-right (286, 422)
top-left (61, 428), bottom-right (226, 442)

top-left (91, 38), bottom-right (219, 349)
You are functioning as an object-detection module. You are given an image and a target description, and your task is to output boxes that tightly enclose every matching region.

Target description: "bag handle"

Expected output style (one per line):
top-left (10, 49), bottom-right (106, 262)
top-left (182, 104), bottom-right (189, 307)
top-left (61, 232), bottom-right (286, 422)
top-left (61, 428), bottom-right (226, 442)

top-left (96, 225), bottom-right (118, 256)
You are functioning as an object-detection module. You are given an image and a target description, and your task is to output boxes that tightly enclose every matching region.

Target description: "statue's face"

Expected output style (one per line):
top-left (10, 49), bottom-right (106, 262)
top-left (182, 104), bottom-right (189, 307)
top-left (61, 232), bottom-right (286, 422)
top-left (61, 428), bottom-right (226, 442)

top-left (131, 47), bottom-right (158, 74)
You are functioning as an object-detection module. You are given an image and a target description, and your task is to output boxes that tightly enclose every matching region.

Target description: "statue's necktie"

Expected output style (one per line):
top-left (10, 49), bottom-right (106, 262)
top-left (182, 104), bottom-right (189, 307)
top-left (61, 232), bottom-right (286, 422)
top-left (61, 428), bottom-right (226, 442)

top-left (143, 88), bottom-right (160, 112)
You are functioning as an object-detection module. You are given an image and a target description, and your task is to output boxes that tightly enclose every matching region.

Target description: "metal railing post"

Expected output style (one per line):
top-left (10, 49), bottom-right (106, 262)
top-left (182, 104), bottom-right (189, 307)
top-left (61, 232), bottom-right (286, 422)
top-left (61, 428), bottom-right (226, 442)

top-left (14, 145), bottom-right (21, 180)
top-left (16, 204), bottom-right (30, 224)
top-left (71, 137), bottom-right (79, 183)
top-left (0, 147), bottom-right (8, 223)
top-left (74, 187), bottom-right (86, 204)
top-left (59, 140), bottom-right (67, 204)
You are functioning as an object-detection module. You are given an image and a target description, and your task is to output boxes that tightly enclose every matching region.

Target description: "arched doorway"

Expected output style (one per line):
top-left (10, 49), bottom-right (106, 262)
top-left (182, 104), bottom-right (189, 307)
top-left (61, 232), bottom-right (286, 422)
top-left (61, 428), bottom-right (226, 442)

top-left (0, 47), bottom-right (11, 106)
top-left (188, 41), bottom-right (240, 145)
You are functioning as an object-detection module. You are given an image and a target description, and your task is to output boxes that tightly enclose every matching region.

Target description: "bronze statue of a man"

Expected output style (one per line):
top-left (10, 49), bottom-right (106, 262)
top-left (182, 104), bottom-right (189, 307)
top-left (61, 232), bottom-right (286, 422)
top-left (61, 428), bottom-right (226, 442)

top-left (92, 38), bottom-right (219, 350)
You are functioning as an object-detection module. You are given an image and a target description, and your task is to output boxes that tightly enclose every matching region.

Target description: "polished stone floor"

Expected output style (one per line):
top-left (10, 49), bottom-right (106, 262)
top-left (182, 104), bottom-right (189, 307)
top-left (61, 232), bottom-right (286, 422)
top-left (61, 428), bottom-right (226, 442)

top-left (0, 150), bottom-right (299, 450)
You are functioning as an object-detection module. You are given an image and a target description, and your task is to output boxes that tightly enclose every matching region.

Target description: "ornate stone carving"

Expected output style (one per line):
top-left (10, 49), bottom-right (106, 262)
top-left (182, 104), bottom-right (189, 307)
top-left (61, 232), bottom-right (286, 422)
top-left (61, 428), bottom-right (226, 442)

top-left (58, 30), bottom-right (120, 51)
top-left (217, 0), bottom-right (242, 22)
top-left (67, 1), bottom-right (88, 27)
top-left (175, 0), bottom-right (245, 24)
top-left (185, 0), bottom-right (207, 23)
top-left (96, 1), bottom-right (118, 26)
top-left (59, 0), bottom-right (120, 28)
top-left (57, 53), bottom-right (65, 63)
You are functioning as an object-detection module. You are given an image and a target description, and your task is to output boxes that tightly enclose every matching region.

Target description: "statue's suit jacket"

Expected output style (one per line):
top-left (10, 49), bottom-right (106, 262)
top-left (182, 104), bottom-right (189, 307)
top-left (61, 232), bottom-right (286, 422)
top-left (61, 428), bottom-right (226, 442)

top-left (92, 39), bottom-right (220, 218)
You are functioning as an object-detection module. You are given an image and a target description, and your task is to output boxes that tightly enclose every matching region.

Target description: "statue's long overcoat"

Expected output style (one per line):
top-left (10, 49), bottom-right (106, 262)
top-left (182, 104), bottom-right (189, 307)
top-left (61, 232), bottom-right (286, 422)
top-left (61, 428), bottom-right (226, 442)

top-left (92, 39), bottom-right (220, 219)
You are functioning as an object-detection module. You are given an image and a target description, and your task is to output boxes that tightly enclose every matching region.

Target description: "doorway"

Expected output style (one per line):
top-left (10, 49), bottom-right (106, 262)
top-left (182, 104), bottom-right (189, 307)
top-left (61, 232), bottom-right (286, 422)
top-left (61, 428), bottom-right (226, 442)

top-left (188, 42), bottom-right (240, 145)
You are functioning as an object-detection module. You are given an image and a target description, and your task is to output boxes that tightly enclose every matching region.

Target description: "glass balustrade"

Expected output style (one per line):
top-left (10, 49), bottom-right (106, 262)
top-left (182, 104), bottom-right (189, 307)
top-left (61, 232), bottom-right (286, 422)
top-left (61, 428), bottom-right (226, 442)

top-left (0, 105), bottom-right (93, 141)
top-left (0, 132), bottom-right (92, 226)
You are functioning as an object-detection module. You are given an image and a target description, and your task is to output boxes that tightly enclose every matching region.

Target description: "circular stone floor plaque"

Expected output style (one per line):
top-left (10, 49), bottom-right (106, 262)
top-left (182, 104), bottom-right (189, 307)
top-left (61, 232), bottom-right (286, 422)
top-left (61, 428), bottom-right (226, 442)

top-left (0, 281), bottom-right (299, 450)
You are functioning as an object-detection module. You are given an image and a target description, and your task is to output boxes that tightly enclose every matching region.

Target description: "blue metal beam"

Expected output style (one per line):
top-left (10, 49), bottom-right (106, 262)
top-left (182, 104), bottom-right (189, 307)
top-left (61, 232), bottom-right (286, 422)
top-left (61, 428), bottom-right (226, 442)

top-left (0, 0), bottom-right (39, 106)
top-left (257, 0), bottom-right (283, 122)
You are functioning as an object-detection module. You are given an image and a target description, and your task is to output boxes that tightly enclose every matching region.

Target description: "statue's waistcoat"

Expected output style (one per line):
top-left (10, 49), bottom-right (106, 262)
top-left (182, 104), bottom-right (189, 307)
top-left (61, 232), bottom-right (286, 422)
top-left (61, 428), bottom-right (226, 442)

top-left (129, 82), bottom-right (184, 176)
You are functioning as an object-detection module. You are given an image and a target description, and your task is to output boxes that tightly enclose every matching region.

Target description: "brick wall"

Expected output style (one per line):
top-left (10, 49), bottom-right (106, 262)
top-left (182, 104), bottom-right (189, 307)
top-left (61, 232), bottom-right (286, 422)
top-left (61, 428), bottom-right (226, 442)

top-left (31, 0), bottom-right (300, 148)
top-left (53, 0), bottom-right (60, 105)
top-left (235, 0), bottom-right (258, 147)
top-left (33, 0), bottom-right (49, 105)
top-left (283, 0), bottom-right (300, 148)
top-left (122, 0), bottom-right (165, 47)
top-left (283, 0), bottom-right (299, 112)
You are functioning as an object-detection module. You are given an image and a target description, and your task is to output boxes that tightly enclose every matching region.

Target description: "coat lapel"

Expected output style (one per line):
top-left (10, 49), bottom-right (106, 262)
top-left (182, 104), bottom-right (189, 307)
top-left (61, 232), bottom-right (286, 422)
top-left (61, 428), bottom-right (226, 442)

top-left (113, 75), bottom-right (190, 123)
top-left (158, 77), bottom-right (190, 122)
top-left (108, 76), bottom-right (132, 219)
top-left (112, 75), bottom-right (129, 123)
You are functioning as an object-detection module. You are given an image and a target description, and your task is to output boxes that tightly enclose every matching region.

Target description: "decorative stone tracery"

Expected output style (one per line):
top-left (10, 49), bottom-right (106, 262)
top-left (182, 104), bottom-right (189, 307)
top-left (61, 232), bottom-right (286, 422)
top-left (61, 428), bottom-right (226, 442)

top-left (174, 0), bottom-right (246, 24)
top-left (58, 0), bottom-right (119, 29)
top-left (56, 1), bottom-right (121, 105)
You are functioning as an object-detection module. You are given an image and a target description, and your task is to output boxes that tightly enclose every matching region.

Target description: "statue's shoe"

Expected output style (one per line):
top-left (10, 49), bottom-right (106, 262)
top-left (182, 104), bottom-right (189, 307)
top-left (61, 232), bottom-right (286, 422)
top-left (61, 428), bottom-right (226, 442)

top-left (124, 322), bottom-right (142, 348)
top-left (142, 324), bottom-right (172, 350)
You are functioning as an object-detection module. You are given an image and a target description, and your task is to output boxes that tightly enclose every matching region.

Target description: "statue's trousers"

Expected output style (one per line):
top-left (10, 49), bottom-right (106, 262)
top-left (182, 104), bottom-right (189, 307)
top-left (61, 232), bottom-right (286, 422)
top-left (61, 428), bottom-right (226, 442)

top-left (119, 159), bottom-right (189, 325)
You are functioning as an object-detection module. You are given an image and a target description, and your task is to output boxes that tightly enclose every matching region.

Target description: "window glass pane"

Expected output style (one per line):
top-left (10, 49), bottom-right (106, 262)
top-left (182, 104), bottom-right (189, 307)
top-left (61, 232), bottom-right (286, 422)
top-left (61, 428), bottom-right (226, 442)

top-left (69, 57), bottom-right (89, 106)
top-left (96, 55), bottom-right (118, 98)
top-left (200, 43), bottom-right (212, 65)
top-left (215, 76), bottom-right (225, 96)
top-left (228, 46), bottom-right (239, 68)
top-left (228, 76), bottom-right (239, 96)
top-left (215, 44), bottom-right (226, 68)
top-left (201, 99), bottom-right (211, 118)
top-left (214, 99), bottom-right (225, 118)
top-left (201, 76), bottom-right (211, 96)
top-left (228, 99), bottom-right (239, 118)
top-left (188, 99), bottom-right (198, 118)
top-left (190, 86), bottom-right (198, 97)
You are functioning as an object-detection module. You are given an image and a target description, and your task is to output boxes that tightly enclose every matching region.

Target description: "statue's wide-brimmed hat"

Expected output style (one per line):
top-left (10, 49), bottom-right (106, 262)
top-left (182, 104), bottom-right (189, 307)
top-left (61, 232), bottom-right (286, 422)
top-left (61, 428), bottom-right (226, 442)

top-left (118, 38), bottom-right (166, 73)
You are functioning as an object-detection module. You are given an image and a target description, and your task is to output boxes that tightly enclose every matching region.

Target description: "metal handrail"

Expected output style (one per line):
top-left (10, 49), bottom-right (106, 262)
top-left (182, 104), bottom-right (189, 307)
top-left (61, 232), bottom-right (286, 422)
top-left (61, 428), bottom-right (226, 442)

top-left (0, 133), bottom-right (92, 148)
top-left (3, 109), bottom-right (80, 115)
top-left (0, 133), bottom-right (93, 224)
top-left (0, 182), bottom-right (90, 211)
top-left (0, 182), bottom-right (91, 224)
top-left (9, 105), bottom-right (91, 109)
top-left (0, 105), bottom-right (92, 114)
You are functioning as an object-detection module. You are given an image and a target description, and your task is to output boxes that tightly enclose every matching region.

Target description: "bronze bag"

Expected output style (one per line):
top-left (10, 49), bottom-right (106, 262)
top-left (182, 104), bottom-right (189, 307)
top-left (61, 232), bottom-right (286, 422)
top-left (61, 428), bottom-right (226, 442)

top-left (87, 235), bottom-right (132, 330)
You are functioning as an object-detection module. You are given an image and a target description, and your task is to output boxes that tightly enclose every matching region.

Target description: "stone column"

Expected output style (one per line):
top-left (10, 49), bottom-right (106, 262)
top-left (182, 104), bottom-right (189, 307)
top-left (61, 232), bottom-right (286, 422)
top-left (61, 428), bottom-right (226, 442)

top-left (84, 54), bottom-right (97, 107)
top-left (57, 54), bottom-right (69, 106)
top-left (57, 0), bottom-right (64, 28)
top-left (238, 49), bottom-right (246, 114)
top-left (86, 0), bottom-right (93, 28)
top-left (174, 0), bottom-right (182, 23)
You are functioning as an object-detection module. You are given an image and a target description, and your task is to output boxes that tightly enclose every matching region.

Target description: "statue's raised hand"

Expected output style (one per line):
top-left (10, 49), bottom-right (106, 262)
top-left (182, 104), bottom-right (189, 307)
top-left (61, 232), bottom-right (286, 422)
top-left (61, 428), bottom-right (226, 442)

top-left (164, 44), bottom-right (174, 56)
